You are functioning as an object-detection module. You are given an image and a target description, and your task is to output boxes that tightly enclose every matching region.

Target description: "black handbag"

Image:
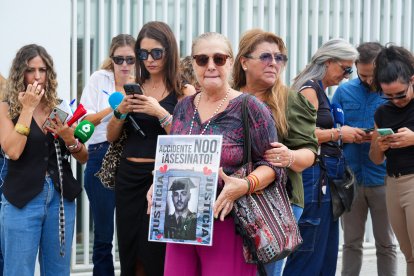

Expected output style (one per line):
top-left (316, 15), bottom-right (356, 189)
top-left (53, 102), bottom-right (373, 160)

top-left (329, 165), bottom-right (357, 220)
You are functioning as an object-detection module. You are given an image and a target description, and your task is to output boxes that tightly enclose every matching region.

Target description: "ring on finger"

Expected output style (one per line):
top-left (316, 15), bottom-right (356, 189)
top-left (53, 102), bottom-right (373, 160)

top-left (276, 156), bottom-right (281, 161)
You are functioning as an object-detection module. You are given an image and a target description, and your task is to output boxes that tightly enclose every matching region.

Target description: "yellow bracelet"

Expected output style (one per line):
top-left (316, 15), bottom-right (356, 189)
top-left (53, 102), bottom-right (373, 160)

top-left (15, 123), bottom-right (30, 136)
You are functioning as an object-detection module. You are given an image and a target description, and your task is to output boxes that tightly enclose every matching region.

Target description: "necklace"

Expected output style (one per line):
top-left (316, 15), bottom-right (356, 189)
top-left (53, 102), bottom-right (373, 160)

top-left (188, 88), bottom-right (230, 135)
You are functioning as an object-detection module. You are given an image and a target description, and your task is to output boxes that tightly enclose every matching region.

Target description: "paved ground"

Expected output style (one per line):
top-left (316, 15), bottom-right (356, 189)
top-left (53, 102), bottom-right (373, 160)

top-left (336, 248), bottom-right (406, 275)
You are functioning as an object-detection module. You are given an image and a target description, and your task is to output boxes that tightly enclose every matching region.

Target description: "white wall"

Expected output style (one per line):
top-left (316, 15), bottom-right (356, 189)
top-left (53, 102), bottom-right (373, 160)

top-left (0, 0), bottom-right (71, 101)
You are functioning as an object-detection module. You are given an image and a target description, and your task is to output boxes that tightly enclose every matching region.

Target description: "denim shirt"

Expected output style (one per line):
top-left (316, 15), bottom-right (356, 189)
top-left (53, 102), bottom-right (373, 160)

top-left (332, 78), bottom-right (387, 186)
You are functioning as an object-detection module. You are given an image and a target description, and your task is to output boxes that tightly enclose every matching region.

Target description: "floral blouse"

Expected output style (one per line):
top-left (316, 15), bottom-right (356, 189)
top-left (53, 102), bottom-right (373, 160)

top-left (171, 93), bottom-right (281, 188)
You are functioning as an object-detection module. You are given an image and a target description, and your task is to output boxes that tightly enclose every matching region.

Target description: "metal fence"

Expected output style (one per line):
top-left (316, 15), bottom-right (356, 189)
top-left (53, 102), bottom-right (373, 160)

top-left (70, 0), bottom-right (411, 273)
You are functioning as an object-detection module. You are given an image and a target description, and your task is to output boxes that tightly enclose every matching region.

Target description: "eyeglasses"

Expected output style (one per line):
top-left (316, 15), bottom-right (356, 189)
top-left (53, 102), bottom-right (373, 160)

top-left (246, 53), bottom-right (288, 65)
top-left (192, 53), bottom-right (230, 67)
top-left (112, 56), bottom-right (136, 65)
top-left (336, 60), bottom-right (353, 76)
top-left (381, 84), bottom-right (412, 100)
top-left (137, 48), bottom-right (164, 60)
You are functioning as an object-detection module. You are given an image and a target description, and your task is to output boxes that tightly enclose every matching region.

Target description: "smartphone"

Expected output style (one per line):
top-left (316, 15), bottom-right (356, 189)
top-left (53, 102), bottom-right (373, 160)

top-left (42, 107), bottom-right (69, 129)
top-left (362, 127), bottom-right (375, 133)
top-left (124, 83), bottom-right (143, 96)
top-left (377, 128), bottom-right (394, 136)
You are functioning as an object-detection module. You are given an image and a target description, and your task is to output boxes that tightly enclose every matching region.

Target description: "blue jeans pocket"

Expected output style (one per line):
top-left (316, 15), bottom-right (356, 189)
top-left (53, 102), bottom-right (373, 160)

top-left (297, 217), bottom-right (321, 252)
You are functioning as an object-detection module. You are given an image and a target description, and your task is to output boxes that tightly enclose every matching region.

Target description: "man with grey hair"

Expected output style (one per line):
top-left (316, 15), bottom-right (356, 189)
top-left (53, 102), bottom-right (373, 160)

top-left (332, 42), bottom-right (397, 276)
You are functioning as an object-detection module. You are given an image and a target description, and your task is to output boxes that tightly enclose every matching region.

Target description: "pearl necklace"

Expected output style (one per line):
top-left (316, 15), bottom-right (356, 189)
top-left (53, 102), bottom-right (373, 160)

top-left (188, 88), bottom-right (230, 135)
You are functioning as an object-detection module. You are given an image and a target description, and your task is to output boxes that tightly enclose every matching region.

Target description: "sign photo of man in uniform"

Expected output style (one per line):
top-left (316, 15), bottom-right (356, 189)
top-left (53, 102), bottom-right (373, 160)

top-left (164, 177), bottom-right (199, 241)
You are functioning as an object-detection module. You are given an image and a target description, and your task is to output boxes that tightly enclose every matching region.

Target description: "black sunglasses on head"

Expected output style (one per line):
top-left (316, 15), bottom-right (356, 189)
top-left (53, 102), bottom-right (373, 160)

top-left (137, 48), bottom-right (164, 60)
top-left (192, 53), bottom-right (230, 67)
top-left (112, 56), bottom-right (136, 65)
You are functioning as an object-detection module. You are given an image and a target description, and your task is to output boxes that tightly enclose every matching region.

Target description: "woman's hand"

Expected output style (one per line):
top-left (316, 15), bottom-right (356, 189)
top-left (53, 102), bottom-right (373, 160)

top-left (146, 184), bottom-right (154, 215)
top-left (374, 135), bottom-right (391, 152)
top-left (117, 95), bottom-right (134, 114)
top-left (341, 126), bottom-right (366, 143)
top-left (18, 81), bottom-right (44, 111)
top-left (213, 168), bottom-right (247, 221)
top-left (129, 94), bottom-right (166, 118)
top-left (264, 142), bottom-right (291, 167)
top-left (388, 127), bottom-right (414, 148)
top-left (45, 116), bottom-right (75, 143)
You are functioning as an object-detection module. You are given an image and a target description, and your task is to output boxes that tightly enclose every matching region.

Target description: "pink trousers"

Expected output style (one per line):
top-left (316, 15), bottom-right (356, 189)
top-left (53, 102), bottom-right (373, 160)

top-left (164, 216), bottom-right (257, 276)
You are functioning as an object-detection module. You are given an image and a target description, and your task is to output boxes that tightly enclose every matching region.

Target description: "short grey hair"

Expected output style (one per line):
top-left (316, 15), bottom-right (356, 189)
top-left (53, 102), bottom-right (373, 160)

top-left (292, 38), bottom-right (359, 91)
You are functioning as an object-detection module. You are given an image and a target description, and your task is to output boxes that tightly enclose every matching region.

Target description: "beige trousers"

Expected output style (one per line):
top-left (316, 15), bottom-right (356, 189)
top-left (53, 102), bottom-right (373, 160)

top-left (386, 174), bottom-right (414, 276)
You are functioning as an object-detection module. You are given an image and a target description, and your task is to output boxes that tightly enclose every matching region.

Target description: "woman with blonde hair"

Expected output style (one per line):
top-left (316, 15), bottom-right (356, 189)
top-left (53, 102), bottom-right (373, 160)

top-left (80, 33), bottom-right (136, 276)
top-left (233, 28), bottom-right (318, 276)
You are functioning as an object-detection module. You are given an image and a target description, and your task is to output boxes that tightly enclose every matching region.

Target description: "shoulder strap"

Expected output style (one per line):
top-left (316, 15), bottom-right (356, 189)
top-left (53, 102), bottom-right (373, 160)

top-left (242, 95), bottom-right (252, 165)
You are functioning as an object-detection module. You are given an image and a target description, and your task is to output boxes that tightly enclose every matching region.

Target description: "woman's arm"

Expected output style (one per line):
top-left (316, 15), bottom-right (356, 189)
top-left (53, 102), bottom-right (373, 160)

top-left (83, 107), bottom-right (113, 126)
top-left (213, 165), bottom-right (276, 221)
top-left (0, 85), bottom-right (44, 160)
top-left (106, 95), bottom-right (132, 142)
top-left (369, 125), bottom-right (389, 165)
top-left (265, 143), bottom-right (315, 172)
top-left (45, 116), bottom-right (88, 164)
top-left (129, 94), bottom-right (173, 134)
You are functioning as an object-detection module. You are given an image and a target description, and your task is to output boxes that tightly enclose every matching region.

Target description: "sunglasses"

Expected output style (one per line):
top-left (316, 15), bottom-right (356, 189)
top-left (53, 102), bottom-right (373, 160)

top-left (192, 53), bottom-right (230, 67)
top-left (336, 61), bottom-right (353, 76)
top-left (137, 48), bottom-right (164, 60)
top-left (246, 53), bottom-right (288, 65)
top-left (112, 56), bottom-right (136, 65)
top-left (381, 84), bottom-right (412, 100)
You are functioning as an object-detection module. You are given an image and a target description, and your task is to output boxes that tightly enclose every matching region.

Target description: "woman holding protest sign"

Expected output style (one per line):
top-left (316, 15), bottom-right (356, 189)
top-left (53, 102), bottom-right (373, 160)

top-left (147, 32), bottom-right (283, 275)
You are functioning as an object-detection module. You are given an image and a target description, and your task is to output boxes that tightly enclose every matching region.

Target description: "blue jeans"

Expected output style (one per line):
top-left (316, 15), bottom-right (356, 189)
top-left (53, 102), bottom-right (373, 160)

top-left (283, 156), bottom-right (344, 276)
top-left (264, 204), bottom-right (303, 276)
top-left (0, 156), bottom-right (7, 274)
top-left (0, 176), bottom-right (75, 276)
top-left (84, 142), bottom-right (115, 276)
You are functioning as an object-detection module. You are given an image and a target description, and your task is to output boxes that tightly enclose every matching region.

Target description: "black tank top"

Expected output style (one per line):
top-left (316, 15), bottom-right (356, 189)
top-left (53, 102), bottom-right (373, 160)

top-left (4, 118), bottom-right (81, 208)
top-left (122, 91), bottom-right (178, 158)
top-left (299, 80), bottom-right (341, 157)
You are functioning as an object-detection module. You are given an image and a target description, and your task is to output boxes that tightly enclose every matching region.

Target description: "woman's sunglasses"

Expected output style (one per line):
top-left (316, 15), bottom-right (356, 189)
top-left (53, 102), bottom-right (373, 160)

top-left (381, 84), bottom-right (412, 100)
top-left (246, 53), bottom-right (288, 65)
top-left (112, 56), bottom-right (136, 65)
top-left (137, 48), bottom-right (164, 60)
top-left (336, 61), bottom-right (353, 76)
top-left (192, 53), bottom-right (230, 67)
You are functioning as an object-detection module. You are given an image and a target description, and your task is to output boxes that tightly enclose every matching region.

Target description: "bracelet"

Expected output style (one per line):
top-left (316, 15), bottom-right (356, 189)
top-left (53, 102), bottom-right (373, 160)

top-left (159, 114), bottom-right (169, 124)
top-left (287, 149), bottom-right (295, 168)
top-left (15, 123), bottom-right (30, 136)
top-left (66, 138), bottom-right (79, 151)
top-left (160, 114), bottom-right (173, 128)
top-left (337, 128), bottom-right (343, 142)
top-left (70, 143), bottom-right (83, 154)
top-left (248, 173), bottom-right (260, 194)
top-left (114, 109), bottom-right (127, 120)
top-left (244, 177), bottom-right (251, 194)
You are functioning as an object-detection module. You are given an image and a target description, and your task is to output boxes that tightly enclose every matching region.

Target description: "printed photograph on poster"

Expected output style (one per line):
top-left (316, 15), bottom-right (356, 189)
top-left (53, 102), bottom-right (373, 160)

top-left (148, 135), bottom-right (223, 246)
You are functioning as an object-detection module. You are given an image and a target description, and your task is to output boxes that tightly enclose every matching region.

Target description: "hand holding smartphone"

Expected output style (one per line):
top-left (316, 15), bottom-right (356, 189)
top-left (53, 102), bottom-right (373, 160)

top-left (377, 128), bottom-right (394, 136)
top-left (124, 83), bottom-right (144, 96)
top-left (362, 127), bottom-right (375, 133)
top-left (43, 107), bottom-right (69, 130)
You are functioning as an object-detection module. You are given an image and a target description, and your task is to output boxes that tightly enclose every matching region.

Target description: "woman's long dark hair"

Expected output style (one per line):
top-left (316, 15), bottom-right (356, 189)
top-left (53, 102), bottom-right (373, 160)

top-left (135, 21), bottom-right (182, 96)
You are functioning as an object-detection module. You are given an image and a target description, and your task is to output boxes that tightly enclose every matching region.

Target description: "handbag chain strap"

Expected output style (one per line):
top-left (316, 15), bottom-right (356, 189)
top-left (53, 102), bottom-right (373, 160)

top-left (54, 139), bottom-right (66, 257)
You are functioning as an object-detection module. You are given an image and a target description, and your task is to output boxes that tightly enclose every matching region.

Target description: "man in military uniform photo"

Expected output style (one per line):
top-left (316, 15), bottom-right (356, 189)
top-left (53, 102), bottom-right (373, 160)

top-left (164, 178), bottom-right (197, 240)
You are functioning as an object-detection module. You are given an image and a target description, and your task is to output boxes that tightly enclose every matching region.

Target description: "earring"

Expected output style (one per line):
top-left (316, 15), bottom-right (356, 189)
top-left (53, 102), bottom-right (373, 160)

top-left (243, 67), bottom-right (247, 71)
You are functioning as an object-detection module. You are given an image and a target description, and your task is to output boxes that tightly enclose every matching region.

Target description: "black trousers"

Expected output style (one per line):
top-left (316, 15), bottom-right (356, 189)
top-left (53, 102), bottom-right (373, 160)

top-left (115, 158), bottom-right (165, 276)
